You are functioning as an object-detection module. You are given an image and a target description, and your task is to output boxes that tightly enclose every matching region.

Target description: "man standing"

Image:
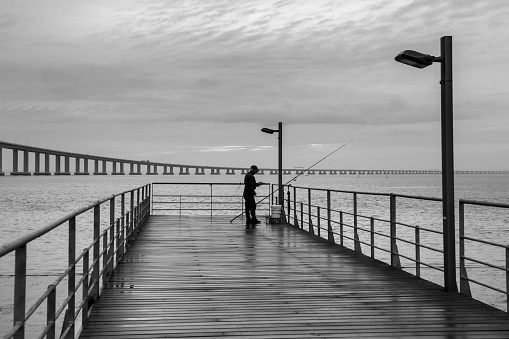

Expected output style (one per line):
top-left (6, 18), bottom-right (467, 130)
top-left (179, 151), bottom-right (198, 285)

top-left (244, 165), bottom-right (263, 227)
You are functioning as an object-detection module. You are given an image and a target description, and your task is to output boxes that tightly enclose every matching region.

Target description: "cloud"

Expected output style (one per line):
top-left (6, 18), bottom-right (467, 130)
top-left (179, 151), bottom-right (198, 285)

top-left (1, 0), bottom-right (509, 169)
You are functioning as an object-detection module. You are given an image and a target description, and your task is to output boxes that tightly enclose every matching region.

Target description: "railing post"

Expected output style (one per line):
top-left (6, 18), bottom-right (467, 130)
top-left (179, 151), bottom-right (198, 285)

top-left (119, 193), bottom-right (125, 259)
top-left (14, 244), bottom-right (27, 339)
top-left (459, 201), bottom-right (471, 296)
top-left (108, 198), bottom-right (114, 277)
top-left (317, 206), bottom-right (321, 238)
top-left (370, 217), bottom-right (375, 258)
top-left (92, 205), bottom-right (100, 300)
top-left (339, 211), bottom-right (344, 246)
top-left (287, 186), bottom-right (291, 224)
top-left (506, 247), bottom-right (509, 313)
top-left (130, 190), bottom-right (135, 241)
top-left (115, 219), bottom-right (120, 265)
top-left (327, 190), bottom-right (334, 243)
top-left (68, 217), bottom-right (76, 339)
top-left (300, 202), bottom-right (304, 230)
top-left (139, 187), bottom-right (143, 228)
top-left (308, 188), bottom-right (314, 234)
top-left (293, 186), bottom-right (297, 227)
top-left (125, 212), bottom-right (130, 248)
top-left (82, 249), bottom-right (89, 326)
top-left (102, 231), bottom-right (108, 288)
top-left (137, 188), bottom-right (140, 226)
top-left (353, 193), bottom-right (361, 253)
top-left (415, 226), bottom-right (421, 277)
top-left (47, 285), bottom-right (56, 339)
top-left (148, 183), bottom-right (152, 217)
top-left (390, 195), bottom-right (401, 268)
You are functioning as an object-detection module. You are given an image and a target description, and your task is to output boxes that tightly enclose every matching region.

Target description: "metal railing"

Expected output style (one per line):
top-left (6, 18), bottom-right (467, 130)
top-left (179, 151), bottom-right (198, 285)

top-left (151, 182), bottom-right (271, 216)
top-left (0, 184), bottom-right (151, 339)
top-left (285, 185), bottom-right (447, 283)
top-left (459, 199), bottom-right (509, 311)
top-left (285, 184), bottom-right (509, 312)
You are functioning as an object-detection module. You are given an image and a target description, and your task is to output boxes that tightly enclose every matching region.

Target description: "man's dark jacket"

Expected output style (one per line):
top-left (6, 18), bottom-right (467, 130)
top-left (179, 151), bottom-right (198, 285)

top-left (243, 171), bottom-right (259, 198)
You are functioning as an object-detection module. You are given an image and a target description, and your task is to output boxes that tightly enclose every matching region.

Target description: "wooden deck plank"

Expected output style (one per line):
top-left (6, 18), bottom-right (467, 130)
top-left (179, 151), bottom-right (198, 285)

top-left (79, 216), bottom-right (509, 338)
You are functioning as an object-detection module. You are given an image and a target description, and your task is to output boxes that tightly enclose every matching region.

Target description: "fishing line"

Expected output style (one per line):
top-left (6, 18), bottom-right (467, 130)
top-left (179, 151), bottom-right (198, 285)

top-left (229, 139), bottom-right (353, 223)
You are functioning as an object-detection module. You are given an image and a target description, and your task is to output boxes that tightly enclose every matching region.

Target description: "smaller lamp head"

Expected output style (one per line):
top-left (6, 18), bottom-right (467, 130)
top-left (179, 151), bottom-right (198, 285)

top-left (395, 50), bottom-right (436, 69)
top-left (261, 128), bottom-right (276, 134)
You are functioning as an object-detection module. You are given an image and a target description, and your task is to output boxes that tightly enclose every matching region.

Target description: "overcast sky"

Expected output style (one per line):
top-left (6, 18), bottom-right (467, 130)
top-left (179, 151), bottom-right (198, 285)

top-left (1, 0), bottom-right (508, 170)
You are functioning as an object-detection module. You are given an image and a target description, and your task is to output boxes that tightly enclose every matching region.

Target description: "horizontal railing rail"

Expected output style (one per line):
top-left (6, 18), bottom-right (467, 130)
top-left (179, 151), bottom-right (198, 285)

top-left (459, 199), bottom-right (509, 312)
top-left (151, 182), bottom-right (271, 216)
top-left (0, 184), bottom-right (151, 339)
top-left (285, 185), bottom-right (444, 278)
top-left (284, 184), bottom-right (509, 312)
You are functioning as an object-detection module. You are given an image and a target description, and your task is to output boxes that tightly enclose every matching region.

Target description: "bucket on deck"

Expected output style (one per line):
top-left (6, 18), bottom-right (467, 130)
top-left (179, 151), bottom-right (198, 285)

top-left (268, 205), bottom-right (283, 224)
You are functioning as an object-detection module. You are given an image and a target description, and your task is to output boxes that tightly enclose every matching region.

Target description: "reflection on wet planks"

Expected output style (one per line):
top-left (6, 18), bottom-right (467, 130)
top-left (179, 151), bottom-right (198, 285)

top-left (80, 215), bottom-right (509, 338)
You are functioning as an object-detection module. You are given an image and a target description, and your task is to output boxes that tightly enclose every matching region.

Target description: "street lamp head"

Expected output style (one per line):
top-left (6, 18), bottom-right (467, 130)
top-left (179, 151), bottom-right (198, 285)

top-left (261, 128), bottom-right (277, 134)
top-left (395, 50), bottom-right (437, 69)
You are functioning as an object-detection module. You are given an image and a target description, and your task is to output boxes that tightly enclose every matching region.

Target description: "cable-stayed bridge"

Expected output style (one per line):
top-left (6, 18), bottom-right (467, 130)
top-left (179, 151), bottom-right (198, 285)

top-left (1, 141), bottom-right (507, 176)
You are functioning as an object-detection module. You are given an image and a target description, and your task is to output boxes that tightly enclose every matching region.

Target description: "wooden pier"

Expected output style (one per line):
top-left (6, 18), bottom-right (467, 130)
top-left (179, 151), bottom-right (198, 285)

top-left (80, 215), bottom-right (509, 338)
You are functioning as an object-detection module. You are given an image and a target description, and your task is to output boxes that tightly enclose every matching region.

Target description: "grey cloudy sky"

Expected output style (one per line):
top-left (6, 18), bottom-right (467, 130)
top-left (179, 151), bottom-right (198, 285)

top-left (1, 0), bottom-right (508, 170)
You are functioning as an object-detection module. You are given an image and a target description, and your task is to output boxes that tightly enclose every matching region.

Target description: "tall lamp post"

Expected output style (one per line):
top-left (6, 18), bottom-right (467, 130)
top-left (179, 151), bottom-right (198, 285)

top-left (261, 122), bottom-right (283, 209)
top-left (395, 36), bottom-right (457, 292)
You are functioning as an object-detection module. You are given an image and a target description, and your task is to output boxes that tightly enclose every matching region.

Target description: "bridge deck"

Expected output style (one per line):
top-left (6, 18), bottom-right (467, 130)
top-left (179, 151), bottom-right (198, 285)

top-left (79, 215), bottom-right (509, 339)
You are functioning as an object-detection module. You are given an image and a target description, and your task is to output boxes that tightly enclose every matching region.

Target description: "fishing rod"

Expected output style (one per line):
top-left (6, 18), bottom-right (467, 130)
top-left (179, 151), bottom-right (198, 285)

top-left (229, 139), bottom-right (353, 223)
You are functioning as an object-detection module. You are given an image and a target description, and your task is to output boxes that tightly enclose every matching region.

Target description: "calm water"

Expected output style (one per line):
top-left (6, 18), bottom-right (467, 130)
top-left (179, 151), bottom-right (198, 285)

top-left (1, 174), bottom-right (509, 336)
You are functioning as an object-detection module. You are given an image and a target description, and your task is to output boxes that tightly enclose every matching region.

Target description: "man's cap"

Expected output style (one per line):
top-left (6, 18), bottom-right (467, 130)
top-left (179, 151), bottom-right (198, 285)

top-left (250, 165), bottom-right (258, 170)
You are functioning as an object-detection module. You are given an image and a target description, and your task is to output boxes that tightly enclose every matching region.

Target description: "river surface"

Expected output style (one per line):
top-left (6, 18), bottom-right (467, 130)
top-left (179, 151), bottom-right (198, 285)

top-left (1, 174), bottom-right (509, 336)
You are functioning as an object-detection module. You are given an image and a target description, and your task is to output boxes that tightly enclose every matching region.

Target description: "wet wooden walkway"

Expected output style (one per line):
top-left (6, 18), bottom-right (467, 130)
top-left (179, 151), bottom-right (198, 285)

top-left (80, 215), bottom-right (509, 338)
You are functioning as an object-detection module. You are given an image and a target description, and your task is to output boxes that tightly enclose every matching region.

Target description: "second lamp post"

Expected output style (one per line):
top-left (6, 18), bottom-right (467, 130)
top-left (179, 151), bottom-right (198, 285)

top-left (261, 122), bottom-right (283, 208)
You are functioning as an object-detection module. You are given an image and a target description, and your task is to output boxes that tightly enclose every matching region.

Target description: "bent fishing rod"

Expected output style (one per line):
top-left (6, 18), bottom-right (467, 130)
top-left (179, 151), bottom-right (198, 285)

top-left (229, 139), bottom-right (353, 223)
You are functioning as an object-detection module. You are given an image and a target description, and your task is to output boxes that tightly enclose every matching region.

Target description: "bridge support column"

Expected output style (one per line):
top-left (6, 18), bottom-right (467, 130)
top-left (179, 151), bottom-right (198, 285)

top-left (45, 154), bottom-right (50, 174)
top-left (74, 157), bottom-right (88, 175)
top-left (24, 150), bottom-right (30, 174)
top-left (34, 152), bottom-right (40, 174)
top-left (163, 166), bottom-right (174, 175)
top-left (179, 167), bottom-right (190, 175)
top-left (33, 151), bottom-right (50, 175)
top-left (93, 159), bottom-right (102, 175)
top-left (147, 164), bottom-right (158, 175)
top-left (112, 161), bottom-right (125, 175)
top-left (226, 169), bottom-right (235, 175)
top-left (130, 163), bottom-right (142, 175)
top-left (210, 168), bottom-right (220, 175)
top-left (195, 167), bottom-right (205, 175)
top-left (12, 149), bottom-right (31, 175)
top-left (55, 155), bottom-right (61, 175)
top-left (62, 155), bottom-right (70, 175)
